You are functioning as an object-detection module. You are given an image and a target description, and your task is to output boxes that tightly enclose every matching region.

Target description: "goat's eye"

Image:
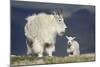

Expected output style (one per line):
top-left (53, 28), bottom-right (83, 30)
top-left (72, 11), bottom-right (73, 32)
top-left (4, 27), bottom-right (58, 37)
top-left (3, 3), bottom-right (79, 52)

top-left (58, 19), bottom-right (62, 22)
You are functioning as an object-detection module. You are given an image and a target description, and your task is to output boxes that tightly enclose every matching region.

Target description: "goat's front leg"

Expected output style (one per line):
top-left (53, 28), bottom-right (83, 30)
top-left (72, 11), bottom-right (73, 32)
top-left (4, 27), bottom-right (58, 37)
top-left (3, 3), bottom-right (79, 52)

top-left (45, 45), bottom-right (55, 57)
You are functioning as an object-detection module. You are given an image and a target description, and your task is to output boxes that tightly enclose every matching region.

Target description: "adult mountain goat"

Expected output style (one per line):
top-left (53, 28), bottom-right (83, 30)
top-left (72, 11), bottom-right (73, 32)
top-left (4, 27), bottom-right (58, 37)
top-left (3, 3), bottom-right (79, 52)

top-left (24, 8), bottom-right (67, 57)
top-left (66, 36), bottom-right (80, 56)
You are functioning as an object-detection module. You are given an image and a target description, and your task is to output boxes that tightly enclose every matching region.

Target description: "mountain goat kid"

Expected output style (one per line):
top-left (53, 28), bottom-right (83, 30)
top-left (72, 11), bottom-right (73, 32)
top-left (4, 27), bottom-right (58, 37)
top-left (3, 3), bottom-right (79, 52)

top-left (66, 36), bottom-right (80, 56)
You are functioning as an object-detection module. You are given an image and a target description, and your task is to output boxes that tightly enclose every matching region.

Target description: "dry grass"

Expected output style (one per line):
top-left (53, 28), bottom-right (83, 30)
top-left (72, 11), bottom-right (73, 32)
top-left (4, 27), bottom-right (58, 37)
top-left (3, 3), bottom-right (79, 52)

top-left (10, 53), bottom-right (95, 66)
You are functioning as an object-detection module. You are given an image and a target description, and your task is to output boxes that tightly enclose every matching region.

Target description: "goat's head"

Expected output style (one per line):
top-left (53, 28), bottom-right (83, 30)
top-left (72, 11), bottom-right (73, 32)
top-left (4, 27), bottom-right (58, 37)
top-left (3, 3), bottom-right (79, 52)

top-left (53, 8), bottom-right (67, 36)
top-left (66, 36), bottom-right (76, 45)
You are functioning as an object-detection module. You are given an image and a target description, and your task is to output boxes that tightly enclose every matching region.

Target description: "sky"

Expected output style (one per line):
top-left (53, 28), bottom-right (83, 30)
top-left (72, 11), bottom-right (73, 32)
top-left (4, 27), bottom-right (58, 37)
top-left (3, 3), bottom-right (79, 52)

top-left (11, 1), bottom-right (95, 56)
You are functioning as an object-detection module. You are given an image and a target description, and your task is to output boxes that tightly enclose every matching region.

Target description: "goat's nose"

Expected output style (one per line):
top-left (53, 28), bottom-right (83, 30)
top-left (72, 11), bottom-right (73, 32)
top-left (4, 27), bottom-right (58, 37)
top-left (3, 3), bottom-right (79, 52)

top-left (68, 44), bottom-right (71, 48)
top-left (68, 42), bottom-right (71, 45)
top-left (64, 24), bottom-right (67, 29)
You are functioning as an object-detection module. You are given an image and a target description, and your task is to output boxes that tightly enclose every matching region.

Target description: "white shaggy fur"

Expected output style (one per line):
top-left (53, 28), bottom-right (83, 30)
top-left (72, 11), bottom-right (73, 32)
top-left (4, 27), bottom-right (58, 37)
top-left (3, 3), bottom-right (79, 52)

top-left (25, 12), bottom-right (67, 57)
top-left (66, 36), bottom-right (80, 56)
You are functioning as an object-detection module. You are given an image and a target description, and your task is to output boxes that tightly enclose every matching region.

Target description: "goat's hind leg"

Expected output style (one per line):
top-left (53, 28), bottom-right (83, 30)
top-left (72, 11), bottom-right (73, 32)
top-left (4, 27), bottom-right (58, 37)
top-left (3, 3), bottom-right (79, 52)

top-left (32, 39), bottom-right (44, 57)
top-left (26, 40), bottom-right (33, 56)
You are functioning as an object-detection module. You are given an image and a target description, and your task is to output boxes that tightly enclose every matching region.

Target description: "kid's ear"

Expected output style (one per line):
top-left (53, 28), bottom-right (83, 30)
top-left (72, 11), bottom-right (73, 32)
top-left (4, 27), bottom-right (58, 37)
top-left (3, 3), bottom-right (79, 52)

top-left (73, 37), bottom-right (76, 39)
top-left (66, 36), bottom-right (69, 39)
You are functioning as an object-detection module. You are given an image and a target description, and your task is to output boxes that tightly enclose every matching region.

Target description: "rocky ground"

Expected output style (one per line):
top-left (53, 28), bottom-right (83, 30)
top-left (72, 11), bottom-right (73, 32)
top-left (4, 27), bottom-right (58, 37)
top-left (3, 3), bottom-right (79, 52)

top-left (10, 53), bottom-right (95, 66)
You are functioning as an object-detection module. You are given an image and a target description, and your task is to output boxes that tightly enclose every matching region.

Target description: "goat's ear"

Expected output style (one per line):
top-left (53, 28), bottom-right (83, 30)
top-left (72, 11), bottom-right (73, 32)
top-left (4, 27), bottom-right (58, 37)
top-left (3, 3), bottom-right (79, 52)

top-left (53, 11), bottom-right (57, 15)
top-left (73, 37), bottom-right (76, 39)
top-left (66, 36), bottom-right (69, 39)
